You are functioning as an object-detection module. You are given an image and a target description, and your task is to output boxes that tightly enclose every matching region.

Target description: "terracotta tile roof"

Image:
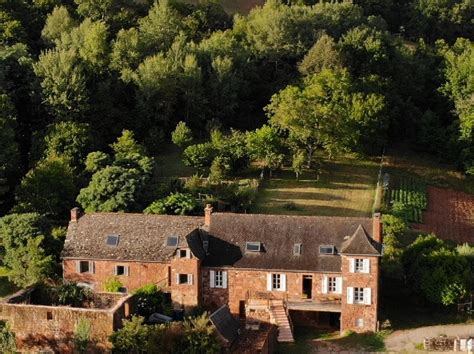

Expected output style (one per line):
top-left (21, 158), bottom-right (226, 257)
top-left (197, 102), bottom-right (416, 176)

top-left (62, 211), bottom-right (382, 272)
top-left (203, 213), bottom-right (380, 272)
top-left (61, 213), bottom-right (202, 262)
top-left (340, 224), bottom-right (382, 256)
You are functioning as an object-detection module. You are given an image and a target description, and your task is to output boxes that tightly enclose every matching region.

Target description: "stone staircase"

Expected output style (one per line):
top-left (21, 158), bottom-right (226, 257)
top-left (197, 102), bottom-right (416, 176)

top-left (269, 300), bottom-right (294, 342)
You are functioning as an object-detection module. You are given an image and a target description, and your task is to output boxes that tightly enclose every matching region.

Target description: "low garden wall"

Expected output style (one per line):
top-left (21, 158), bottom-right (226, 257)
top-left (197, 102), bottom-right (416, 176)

top-left (0, 289), bottom-right (134, 353)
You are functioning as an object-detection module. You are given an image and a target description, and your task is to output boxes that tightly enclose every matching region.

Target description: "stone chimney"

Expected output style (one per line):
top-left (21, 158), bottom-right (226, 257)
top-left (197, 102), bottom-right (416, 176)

top-left (372, 212), bottom-right (382, 243)
top-left (70, 207), bottom-right (82, 222)
top-left (204, 204), bottom-right (213, 228)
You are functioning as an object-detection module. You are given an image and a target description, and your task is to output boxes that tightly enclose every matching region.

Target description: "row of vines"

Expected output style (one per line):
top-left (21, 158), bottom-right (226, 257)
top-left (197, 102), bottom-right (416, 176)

top-left (384, 176), bottom-right (428, 223)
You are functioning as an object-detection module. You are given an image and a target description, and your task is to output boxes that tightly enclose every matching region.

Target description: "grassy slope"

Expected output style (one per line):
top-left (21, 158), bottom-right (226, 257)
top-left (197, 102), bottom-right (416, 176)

top-left (253, 156), bottom-right (379, 217)
top-left (384, 148), bottom-right (474, 195)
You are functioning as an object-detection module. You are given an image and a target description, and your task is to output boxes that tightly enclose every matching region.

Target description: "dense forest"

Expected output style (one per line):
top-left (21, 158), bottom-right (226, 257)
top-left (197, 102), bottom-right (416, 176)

top-left (0, 0), bottom-right (472, 285)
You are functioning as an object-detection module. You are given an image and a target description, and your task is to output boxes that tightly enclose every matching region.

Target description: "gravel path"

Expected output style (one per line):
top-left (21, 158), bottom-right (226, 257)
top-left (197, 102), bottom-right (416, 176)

top-left (385, 324), bottom-right (474, 352)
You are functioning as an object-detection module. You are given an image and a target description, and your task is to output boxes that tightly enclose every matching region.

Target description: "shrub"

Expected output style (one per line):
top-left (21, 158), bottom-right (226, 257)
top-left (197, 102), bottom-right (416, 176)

top-left (209, 156), bottom-right (231, 183)
top-left (171, 121), bottom-right (193, 148)
top-left (0, 321), bottom-right (15, 353)
top-left (74, 318), bottom-right (91, 353)
top-left (183, 143), bottom-right (215, 173)
top-left (110, 316), bottom-right (150, 354)
top-left (144, 192), bottom-right (198, 215)
top-left (133, 284), bottom-right (169, 320)
top-left (57, 282), bottom-right (92, 307)
top-left (103, 277), bottom-right (123, 292)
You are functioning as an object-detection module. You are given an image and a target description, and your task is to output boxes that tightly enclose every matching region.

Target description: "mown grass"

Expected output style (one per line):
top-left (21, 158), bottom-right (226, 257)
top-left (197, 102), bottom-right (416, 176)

top-left (384, 147), bottom-right (474, 195)
top-left (253, 155), bottom-right (379, 217)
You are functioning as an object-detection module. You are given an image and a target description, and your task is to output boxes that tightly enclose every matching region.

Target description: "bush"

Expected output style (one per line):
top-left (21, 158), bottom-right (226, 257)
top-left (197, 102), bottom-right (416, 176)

top-left (144, 192), bottom-right (198, 215)
top-left (133, 284), bottom-right (171, 320)
top-left (171, 121), bottom-right (193, 148)
top-left (209, 156), bottom-right (231, 183)
top-left (56, 282), bottom-right (92, 307)
top-left (103, 277), bottom-right (123, 292)
top-left (110, 316), bottom-right (150, 354)
top-left (183, 143), bottom-right (215, 173)
top-left (0, 321), bottom-right (15, 353)
top-left (74, 318), bottom-right (91, 353)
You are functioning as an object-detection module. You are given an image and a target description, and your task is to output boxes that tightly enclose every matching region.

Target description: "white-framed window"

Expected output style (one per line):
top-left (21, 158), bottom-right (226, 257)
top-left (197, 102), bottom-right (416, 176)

top-left (76, 260), bottom-right (94, 274)
top-left (114, 265), bottom-right (129, 276)
top-left (350, 258), bottom-right (370, 273)
top-left (267, 273), bottom-right (286, 291)
top-left (355, 318), bottom-right (364, 328)
top-left (178, 249), bottom-right (190, 259)
top-left (322, 276), bottom-right (342, 294)
top-left (354, 287), bottom-right (364, 304)
top-left (209, 270), bottom-right (227, 288)
top-left (328, 277), bottom-right (337, 292)
top-left (176, 274), bottom-right (193, 285)
top-left (347, 287), bottom-right (371, 305)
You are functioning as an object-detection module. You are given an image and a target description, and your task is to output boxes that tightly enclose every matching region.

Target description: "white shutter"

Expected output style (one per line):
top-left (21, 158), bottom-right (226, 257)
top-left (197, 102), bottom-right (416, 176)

top-left (347, 287), bottom-right (354, 304)
top-left (267, 273), bottom-right (272, 291)
top-left (335, 277), bottom-right (342, 294)
top-left (322, 275), bottom-right (328, 294)
top-left (363, 259), bottom-right (370, 273)
top-left (280, 274), bottom-right (286, 291)
top-left (364, 288), bottom-right (372, 305)
top-left (76, 261), bottom-right (80, 273)
top-left (222, 271), bottom-right (228, 289)
top-left (210, 270), bottom-right (215, 288)
top-left (113, 266), bottom-right (117, 276)
top-left (90, 261), bottom-right (95, 274)
top-left (125, 266), bottom-right (130, 276)
top-left (188, 274), bottom-right (193, 285)
top-left (176, 274), bottom-right (180, 284)
top-left (349, 258), bottom-right (355, 273)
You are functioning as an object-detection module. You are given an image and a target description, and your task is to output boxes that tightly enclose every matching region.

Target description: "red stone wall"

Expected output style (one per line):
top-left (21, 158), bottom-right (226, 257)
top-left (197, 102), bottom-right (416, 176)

top-left (201, 268), bottom-right (341, 314)
top-left (340, 255), bottom-right (379, 333)
top-left (63, 259), bottom-right (170, 292)
top-left (170, 248), bottom-right (201, 309)
top-left (0, 294), bottom-right (133, 353)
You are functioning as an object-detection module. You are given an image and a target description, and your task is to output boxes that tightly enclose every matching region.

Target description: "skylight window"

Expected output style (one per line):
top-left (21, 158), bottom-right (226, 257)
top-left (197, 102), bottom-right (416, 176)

top-left (166, 236), bottom-right (179, 248)
top-left (293, 243), bottom-right (302, 256)
top-left (319, 245), bottom-right (335, 255)
top-left (245, 242), bottom-right (261, 252)
top-left (106, 235), bottom-right (119, 246)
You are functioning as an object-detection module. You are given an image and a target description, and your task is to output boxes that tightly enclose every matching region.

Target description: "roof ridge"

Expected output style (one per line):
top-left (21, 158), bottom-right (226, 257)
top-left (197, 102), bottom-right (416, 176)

top-left (212, 212), bottom-right (371, 220)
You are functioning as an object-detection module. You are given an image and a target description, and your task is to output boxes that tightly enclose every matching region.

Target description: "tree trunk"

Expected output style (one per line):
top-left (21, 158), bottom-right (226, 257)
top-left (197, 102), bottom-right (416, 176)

top-left (306, 147), bottom-right (314, 169)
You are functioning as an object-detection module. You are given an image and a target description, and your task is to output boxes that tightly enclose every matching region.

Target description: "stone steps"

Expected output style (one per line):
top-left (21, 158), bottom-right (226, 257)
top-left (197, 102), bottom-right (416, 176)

top-left (270, 305), bottom-right (294, 343)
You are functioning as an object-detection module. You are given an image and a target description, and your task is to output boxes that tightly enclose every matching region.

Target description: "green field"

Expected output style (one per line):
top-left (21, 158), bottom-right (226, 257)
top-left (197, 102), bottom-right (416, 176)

top-left (155, 146), bottom-right (380, 217)
top-left (252, 156), bottom-right (379, 217)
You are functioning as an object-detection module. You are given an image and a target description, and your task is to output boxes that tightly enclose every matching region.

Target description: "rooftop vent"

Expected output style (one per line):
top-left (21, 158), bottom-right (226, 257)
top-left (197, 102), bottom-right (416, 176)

top-left (319, 245), bottom-right (335, 255)
top-left (166, 236), bottom-right (179, 248)
top-left (293, 243), bottom-right (302, 256)
top-left (245, 242), bottom-right (261, 253)
top-left (106, 235), bottom-right (119, 246)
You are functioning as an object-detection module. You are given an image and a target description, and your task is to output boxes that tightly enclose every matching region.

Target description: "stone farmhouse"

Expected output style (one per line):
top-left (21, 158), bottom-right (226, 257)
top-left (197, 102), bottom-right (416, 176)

top-left (62, 206), bottom-right (383, 342)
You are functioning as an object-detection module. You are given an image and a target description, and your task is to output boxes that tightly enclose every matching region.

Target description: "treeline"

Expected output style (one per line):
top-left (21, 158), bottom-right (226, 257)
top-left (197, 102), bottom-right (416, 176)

top-left (0, 0), bottom-right (472, 286)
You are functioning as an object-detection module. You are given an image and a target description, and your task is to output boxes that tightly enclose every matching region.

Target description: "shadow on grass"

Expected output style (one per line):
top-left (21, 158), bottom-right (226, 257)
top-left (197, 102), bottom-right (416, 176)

top-left (276, 327), bottom-right (387, 353)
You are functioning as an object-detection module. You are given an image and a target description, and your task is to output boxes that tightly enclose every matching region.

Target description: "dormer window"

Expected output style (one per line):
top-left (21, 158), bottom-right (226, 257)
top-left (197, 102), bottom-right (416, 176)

top-left (178, 249), bottom-right (190, 259)
top-left (106, 235), bottom-right (119, 246)
top-left (293, 243), bottom-right (302, 256)
top-left (319, 245), bottom-right (335, 255)
top-left (245, 242), bottom-right (261, 253)
top-left (166, 236), bottom-right (179, 248)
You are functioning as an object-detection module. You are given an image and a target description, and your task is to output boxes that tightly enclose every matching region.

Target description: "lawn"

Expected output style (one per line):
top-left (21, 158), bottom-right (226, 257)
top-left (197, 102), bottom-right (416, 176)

top-left (252, 155), bottom-right (379, 217)
top-left (276, 327), bottom-right (388, 353)
top-left (384, 147), bottom-right (474, 195)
